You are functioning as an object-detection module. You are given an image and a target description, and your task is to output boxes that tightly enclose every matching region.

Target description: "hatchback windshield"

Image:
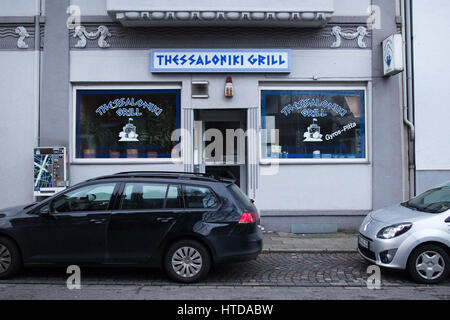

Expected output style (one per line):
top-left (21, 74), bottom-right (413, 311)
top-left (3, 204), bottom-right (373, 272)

top-left (402, 185), bottom-right (450, 213)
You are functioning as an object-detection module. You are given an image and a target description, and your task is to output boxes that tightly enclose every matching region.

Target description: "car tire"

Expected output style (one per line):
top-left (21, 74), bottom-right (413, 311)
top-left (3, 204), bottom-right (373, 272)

top-left (0, 236), bottom-right (21, 279)
top-left (407, 244), bottom-right (450, 284)
top-left (164, 239), bottom-right (211, 283)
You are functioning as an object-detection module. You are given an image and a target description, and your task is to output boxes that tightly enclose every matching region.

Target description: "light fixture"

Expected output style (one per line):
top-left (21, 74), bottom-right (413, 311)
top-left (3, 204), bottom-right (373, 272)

top-left (225, 76), bottom-right (234, 97)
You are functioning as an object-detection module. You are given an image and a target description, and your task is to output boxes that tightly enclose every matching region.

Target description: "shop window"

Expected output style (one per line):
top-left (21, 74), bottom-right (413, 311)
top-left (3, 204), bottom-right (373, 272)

top-left (261, 89), bottom-right (366, 159)
top-left (75, 89), bottom-right (181, 159)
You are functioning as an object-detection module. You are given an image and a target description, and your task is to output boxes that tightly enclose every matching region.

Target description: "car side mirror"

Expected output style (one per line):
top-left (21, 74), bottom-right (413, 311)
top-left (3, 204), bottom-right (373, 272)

top-left (445, 216), bottom-right (450, 223)
top-left (39, 205), bottom-right (51, 217)
top-left (250, 199), bottom-right (255, 204)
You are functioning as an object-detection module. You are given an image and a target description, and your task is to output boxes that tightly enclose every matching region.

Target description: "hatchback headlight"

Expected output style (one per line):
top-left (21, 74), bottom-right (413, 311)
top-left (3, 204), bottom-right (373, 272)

top-left (377, 223), bottom-right (412, 239)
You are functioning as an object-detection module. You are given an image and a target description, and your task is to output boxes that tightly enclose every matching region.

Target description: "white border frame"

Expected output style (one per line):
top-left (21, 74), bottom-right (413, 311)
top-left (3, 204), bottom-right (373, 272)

top-left (258, 85), bottom-right (370, 165)
top-left (71, 84), bottom-right (183, 164)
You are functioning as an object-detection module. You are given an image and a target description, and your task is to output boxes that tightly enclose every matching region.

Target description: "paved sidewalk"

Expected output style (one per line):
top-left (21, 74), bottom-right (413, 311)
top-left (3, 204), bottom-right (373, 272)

top-left (263, 232), bottom-right (358, 253)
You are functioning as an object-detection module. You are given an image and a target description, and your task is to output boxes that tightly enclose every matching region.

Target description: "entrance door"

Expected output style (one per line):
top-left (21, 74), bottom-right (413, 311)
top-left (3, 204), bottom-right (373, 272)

top-left (194, 109), bottom-right (247, 193)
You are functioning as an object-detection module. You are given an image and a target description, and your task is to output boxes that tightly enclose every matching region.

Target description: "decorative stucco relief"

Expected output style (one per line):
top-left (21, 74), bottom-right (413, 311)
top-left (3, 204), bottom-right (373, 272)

top-left (73, 25), bottom-right (111, 48)
top-left (15, 26), bottom-right (30, 49)
top-left (331, 26), bottom-right (368, 49)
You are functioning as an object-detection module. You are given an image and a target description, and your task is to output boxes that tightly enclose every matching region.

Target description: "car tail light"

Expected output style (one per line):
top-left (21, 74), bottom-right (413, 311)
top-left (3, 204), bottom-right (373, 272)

top-left (238, 212), bottom-right (258, 224)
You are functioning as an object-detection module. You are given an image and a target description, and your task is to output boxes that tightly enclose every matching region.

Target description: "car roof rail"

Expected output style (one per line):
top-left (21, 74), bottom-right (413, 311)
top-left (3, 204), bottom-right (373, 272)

top-left (87, 171), bottom-right (229, 183)
top-left (86, 171), bottom-right (238, 184)
top-left (113, 171), bottom-right (208, 177)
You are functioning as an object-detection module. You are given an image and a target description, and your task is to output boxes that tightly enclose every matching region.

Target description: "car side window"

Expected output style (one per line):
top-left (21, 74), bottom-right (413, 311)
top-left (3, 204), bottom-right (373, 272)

top-left (121, 183), bottom-right (167, 210)
top-left (166, 185), bottom-right (183, 209)
top-left (183, 185), bottom-right (218, 209)
top-left (50, 183), bottom-right (116, 213)
top-left (120, 183), bottom-right (183, 210)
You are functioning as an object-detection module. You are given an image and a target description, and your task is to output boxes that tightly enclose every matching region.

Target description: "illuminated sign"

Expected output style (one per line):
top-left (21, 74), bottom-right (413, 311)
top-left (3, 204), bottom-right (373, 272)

top-left (383, 34), bottom-right (404, 77)
top-left (151, 49), bottom-right (291, 73)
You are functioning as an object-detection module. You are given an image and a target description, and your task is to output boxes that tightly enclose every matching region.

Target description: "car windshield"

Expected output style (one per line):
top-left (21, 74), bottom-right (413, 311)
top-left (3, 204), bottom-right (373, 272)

top-left (402, 185), bottom-right (450, 213)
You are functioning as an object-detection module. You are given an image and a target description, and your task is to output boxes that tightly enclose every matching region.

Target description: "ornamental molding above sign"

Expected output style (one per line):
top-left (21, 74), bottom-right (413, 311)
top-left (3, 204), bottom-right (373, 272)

top-left (111, 11), bottom-right (332, 28)
top-left (68, 24), bottom-right (371, 50)
top-left (331, 26), bottom-right (368, 49)
top-left (106, 0), bottom-right (334, 27)
top-left (73, 25), bottom-right (111, 48)
top-left (0, 24), bottom-right (44, 50)
top-left (15, 26), bottom-right (30, 48)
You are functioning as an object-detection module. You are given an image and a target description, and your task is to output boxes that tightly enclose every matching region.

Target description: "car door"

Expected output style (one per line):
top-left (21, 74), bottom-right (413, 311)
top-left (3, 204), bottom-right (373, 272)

top-left (23, 182), bottom-right (118, 263)
top-left (107, 182), bottom-right (183, 263)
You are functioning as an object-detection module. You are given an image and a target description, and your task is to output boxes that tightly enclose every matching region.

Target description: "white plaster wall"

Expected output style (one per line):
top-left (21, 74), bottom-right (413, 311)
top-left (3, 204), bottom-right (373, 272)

top-left (0, 0), bottom-right (40, 16)
top-left (0, 51), bottom-right (37, 208)
top-left (70, 0), bottom-right (107, 16)
top-left (413, 0), bottom-right (450, 171)
top-left (333, 0), bottom-right (371, 16)
top-left (257, 165), bottom-right (372, 210)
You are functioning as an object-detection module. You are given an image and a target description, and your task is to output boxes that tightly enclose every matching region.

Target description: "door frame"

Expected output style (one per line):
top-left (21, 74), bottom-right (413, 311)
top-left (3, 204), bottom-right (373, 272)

top-left (193, 109), bottom-right (248, 194)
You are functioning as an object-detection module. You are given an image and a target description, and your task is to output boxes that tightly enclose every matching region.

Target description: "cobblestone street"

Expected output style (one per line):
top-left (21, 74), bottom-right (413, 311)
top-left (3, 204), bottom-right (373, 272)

top-left (3, 252), bottom-right (449, 288)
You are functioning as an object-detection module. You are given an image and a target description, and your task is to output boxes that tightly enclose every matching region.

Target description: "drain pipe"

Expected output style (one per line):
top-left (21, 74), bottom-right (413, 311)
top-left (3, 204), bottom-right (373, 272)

top-left (402, 0), bottom-right (416, 198)
top-left (35, 0), bottom-right (42, 147)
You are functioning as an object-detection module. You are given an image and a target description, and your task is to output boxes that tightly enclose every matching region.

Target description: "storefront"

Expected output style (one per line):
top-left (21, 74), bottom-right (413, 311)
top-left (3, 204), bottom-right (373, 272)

top-left (0, 0), bottom-right (406, 232)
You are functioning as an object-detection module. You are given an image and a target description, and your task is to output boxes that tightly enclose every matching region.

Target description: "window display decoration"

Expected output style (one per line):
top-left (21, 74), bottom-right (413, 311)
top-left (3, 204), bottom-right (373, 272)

top-left (261, 89), bottom-right (366, 159)
top-left (75, 89), bottom-right (180, 159)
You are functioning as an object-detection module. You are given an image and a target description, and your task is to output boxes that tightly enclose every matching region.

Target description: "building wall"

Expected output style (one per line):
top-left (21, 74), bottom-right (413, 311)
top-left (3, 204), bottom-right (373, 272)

top-left (0, 1), bottom-right (40, 208)
top-left (0, 0), bottom-right (41, 16)
top-left (412, 0), bottom-right (450, 194)
top-left (0, 0), bottom-right (406, 233)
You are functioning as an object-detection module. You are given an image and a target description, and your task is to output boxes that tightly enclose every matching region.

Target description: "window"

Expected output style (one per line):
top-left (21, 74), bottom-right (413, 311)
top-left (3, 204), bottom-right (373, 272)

top-left (75, 89), bottom-right (181, 159)
top-left (228, 184), bottom-right (254, 210)
top-left (261, 89), bottom-right (366, 159)
top-left (50, 183), bottom-right (116, 213)
top-left (184, 185), bottom-right (218, 209)
top-left (120, 183), bottom-right (182, 210)
top-left (166, 185), bottom-right (183, 209)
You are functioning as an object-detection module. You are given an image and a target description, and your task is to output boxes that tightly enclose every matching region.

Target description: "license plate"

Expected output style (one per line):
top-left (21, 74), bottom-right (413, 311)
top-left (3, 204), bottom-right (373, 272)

top-left (358, 235), bottom-right (369, 249)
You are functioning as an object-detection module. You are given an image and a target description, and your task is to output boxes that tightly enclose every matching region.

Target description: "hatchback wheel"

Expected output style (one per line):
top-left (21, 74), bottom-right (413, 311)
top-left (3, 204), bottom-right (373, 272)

top-left (0, 237), bottom-right (21, 279)
top-left (407, 244), bottom-right (450, 284)
top-left (164, 240), bottom-right (211, 283)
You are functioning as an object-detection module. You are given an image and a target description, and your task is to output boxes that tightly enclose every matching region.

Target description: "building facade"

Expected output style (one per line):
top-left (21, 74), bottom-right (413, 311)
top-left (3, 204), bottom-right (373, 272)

top-left (0, 0), bottom-right (408, 232)
top-left (410, 0), bottom-right (450, 194)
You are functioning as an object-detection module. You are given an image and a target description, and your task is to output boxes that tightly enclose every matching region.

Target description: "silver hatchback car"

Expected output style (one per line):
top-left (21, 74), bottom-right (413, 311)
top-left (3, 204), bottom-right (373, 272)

top-left (358, 181), bottom-right (450, 284)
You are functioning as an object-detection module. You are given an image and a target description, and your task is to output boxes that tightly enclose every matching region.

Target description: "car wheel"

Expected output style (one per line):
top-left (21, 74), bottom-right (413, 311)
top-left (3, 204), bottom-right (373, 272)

top-left (0, 237), bottom-right (21, 279)
top-left (164, 240), bottom-right (211, 283)
top-left (407, 244), bottom-right (450, 284)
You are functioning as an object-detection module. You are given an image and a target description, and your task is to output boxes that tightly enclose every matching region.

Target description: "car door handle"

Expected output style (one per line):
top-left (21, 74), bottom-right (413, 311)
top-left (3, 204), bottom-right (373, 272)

top-left (156, 217), bottom-right (175, 223)
top-left (90, 218), bottom-right (107, 224)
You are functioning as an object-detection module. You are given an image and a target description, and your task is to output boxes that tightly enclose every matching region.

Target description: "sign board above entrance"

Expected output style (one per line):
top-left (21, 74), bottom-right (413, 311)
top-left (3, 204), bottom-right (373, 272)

top-left (150, 49), bottom-right (291, 73)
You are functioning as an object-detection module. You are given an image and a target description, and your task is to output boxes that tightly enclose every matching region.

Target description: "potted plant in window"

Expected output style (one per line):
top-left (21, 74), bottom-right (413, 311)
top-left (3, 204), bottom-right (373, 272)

top-left (82, 121), bottom-right (98, 158)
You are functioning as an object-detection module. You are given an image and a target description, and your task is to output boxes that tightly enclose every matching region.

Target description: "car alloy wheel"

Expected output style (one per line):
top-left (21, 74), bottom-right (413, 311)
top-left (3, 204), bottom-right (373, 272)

top-left (0, 244), bottom-right (11, 274)
top-left (408, 244), bottom-right (450, 284)
top-left (171, 246), bottom-right (203, 278)
top-left (0, 237), bottom-right (21, 279)
top-left (164, 239), bottom-right (211, 283)
top-left (415, 251), bottom-right (445, 281)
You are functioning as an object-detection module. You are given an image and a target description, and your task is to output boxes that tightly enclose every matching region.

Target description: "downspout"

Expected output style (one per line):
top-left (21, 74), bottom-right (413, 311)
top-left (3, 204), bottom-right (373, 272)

top-left (35, 0), bottom-right (42, 147)
top-left (402, 0), bottom-right (416, 198)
